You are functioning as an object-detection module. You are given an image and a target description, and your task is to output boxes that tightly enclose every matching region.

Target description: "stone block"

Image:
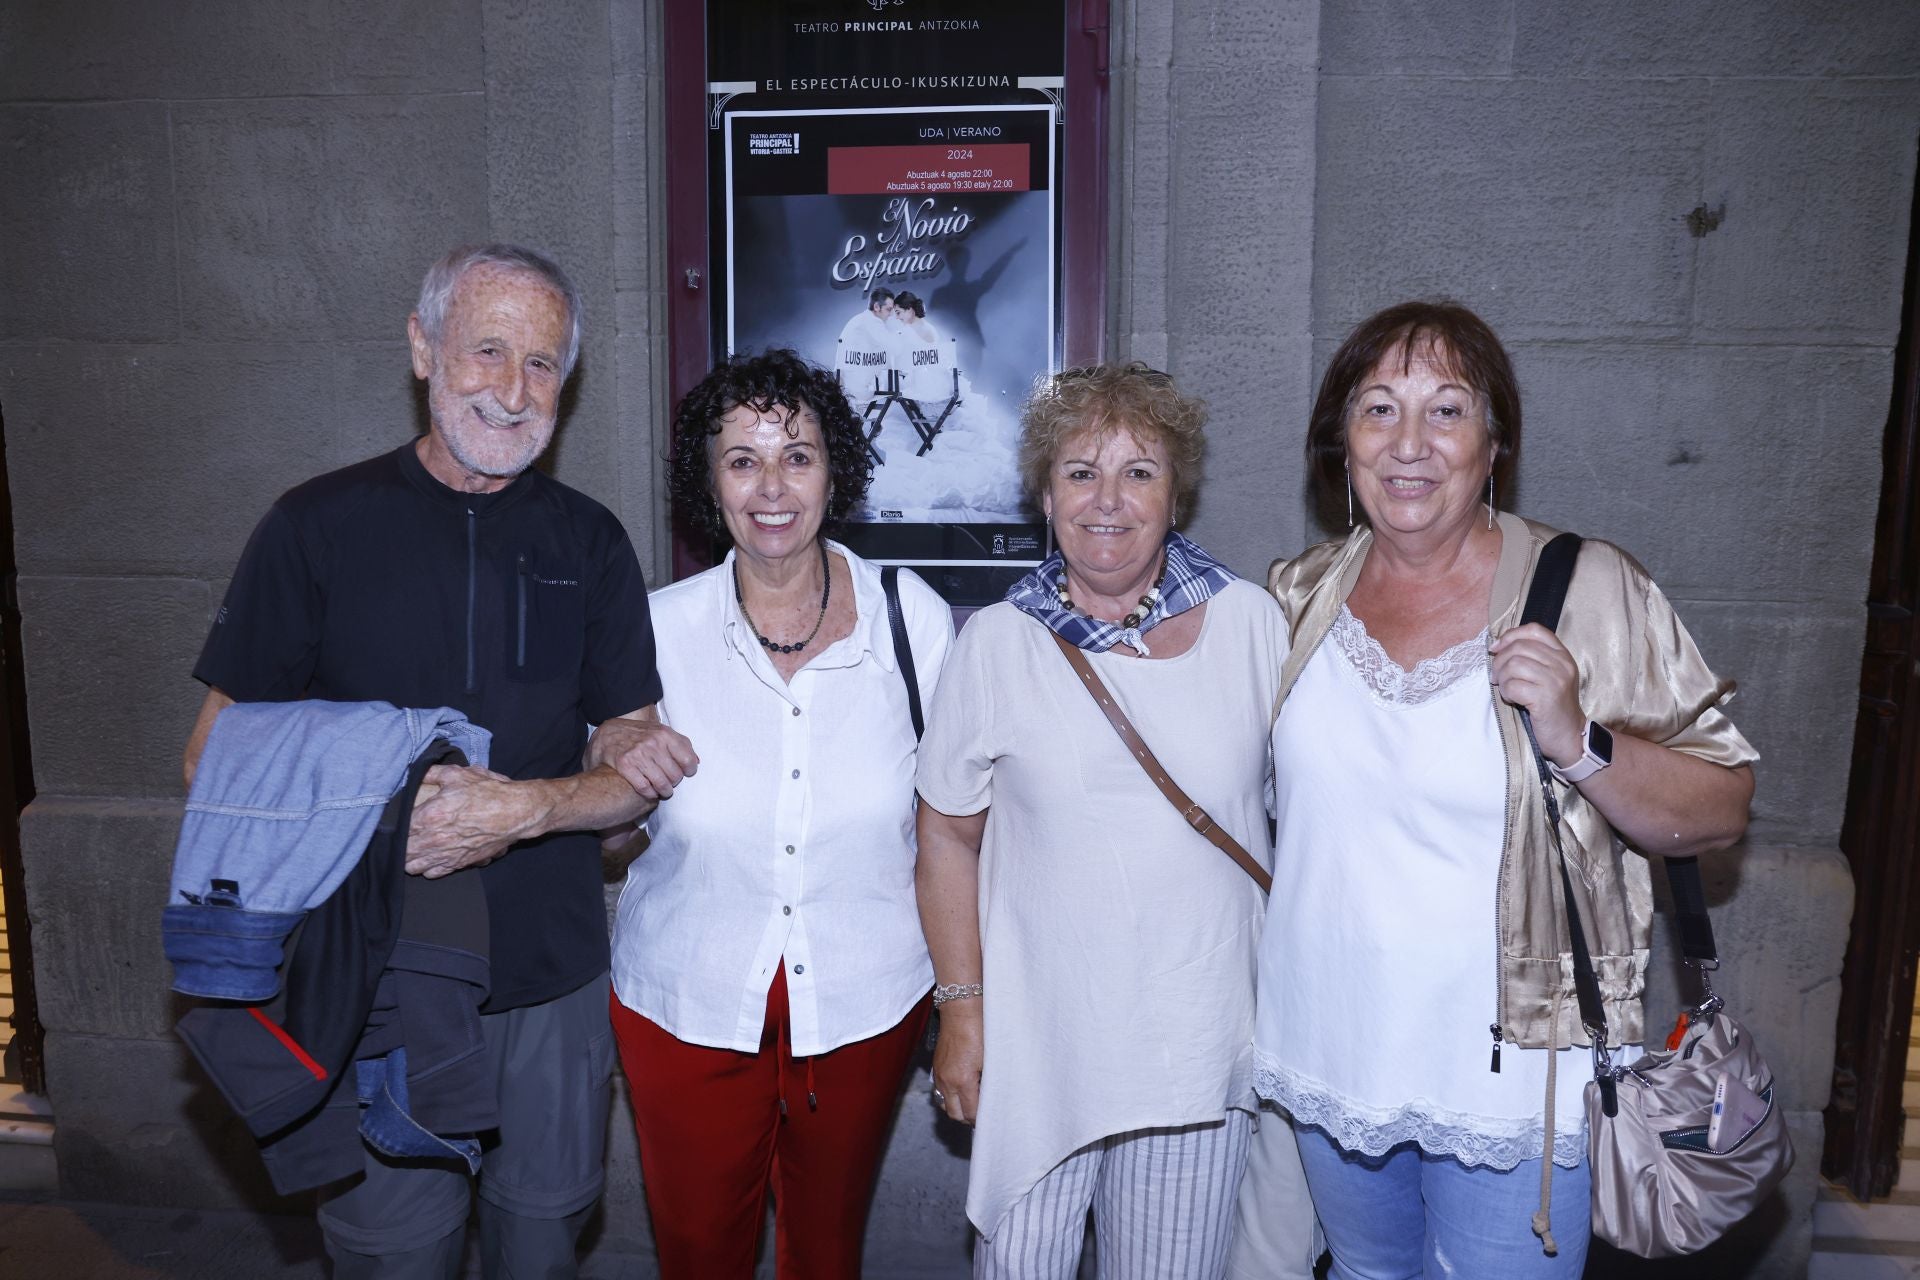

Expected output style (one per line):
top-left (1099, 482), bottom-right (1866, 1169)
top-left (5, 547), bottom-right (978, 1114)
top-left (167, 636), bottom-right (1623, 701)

top-left (611, 69), bottom-right (661, 336)
top-left (1695, 79), bottom-right (1920, 344)
top-left (1585, 1108), bottom-right (1819, 1278)
top-left (609, 0), bottom-right (661, 78)
top-left (0, 0), bottom-right (478, 100)
top-left (1506, 342), bottom-right (1886, 606)
top-left (0, 104), bottom-right (177, 341)
top-left (162, 0), bottom-right (335, 98)
top-left (1313, 77), bottom-right (1706, 340)
top-left (486, 77), bottom-right (616, 293)
top-left (482, 0), bottom-right (612, 85)
top-left (1124, 0), bottom-right (1177, 71)
top-left (1638, 843), bottom-right (1851, 1113)
top-left (45, 1031), bottom-right (307, 1211)
top-left (20, 797), bottom-right (187, 1040)
top-left (1516, 0), bottom-right (1920, 78)
top-left (1321, 0), bottom-right (1514, 75)
top-left (171, 95), bottom-right (488, 341)
top-left (2, 343), bottom-right (415, 579)
top-left (609, 332), bottom-right (668, 575)
top-left (1174, 336), bottom-right (1317, 575)
top-left (1172, 0), bottom-right (1317, 77)
top-left (1169, 79), bottom-right (1316, 300)
top-left (18, 576), bottom-right (214, 798)
top-left (1667, 602), bottom-right (1862, 848)
top-left (0, 3), bottom-right (175, 100)
top-left (330, 0), bottom-right (484, 94)
top-left (1116, 61), bottom-right (1174, 343)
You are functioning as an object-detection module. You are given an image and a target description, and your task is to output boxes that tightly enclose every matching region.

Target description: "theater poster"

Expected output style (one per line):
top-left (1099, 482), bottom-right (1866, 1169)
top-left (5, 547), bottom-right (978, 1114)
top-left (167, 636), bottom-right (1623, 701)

top-left (705, 0), bottom-right (1070, 604)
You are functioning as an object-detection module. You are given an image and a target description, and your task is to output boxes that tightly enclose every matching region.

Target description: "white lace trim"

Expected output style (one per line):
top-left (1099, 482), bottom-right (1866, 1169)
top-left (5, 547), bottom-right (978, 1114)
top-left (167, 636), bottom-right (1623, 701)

top-left (1330, 605), bottom-right (1489, 707)
top-left (1253, 1059), bottom-right (1586, 1170)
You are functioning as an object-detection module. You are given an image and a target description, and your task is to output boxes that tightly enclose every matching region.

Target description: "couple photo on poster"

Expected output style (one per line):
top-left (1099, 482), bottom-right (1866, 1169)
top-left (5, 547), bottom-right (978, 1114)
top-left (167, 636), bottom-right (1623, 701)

top-left (836, 281), bottom-right (1001, 469)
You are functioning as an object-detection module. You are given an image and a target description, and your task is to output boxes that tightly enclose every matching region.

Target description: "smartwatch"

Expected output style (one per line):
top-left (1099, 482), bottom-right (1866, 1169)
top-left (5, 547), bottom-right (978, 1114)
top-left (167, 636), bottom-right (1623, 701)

top-left (1549, 720), bottom-right (1614, 784)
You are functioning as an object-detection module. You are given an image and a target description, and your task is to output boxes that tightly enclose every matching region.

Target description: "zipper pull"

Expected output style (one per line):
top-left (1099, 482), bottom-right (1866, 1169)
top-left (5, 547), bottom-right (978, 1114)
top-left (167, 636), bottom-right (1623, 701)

top-left (1488, 1023), bottom-right (1503, 1073)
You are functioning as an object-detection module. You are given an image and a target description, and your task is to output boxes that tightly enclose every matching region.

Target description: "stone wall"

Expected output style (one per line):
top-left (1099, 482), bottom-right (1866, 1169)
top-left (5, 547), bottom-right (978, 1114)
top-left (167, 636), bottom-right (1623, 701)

top-left (1, 2), bottom-right (1917, 1276)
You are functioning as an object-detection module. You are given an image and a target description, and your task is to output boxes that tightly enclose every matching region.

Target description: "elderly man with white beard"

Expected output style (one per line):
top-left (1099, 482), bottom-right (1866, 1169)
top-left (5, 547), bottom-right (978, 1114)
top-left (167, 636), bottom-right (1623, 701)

top-left (183, 244), bottom-right (695, 1278)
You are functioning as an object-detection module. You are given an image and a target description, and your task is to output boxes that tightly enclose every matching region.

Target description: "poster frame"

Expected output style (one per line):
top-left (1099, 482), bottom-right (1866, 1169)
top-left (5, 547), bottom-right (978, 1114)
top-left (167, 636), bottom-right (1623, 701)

top-left (662, 0), bottom-right (1111, 587)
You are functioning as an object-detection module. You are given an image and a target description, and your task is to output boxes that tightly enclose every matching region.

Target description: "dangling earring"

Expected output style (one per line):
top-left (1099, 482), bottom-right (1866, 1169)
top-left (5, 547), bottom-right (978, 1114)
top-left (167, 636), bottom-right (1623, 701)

top-left (1345, 466), bottom-right (1354, 529)
top-left (1486, 474), bottom-right (1495, 529)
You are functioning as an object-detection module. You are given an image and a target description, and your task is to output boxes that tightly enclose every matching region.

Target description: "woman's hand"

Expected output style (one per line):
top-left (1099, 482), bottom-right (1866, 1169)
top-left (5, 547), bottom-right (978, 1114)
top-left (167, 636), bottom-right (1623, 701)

top-left (1492, 622), bottom-right (1755, 855)
top-left (1488, 622), bottom-right (1586, 767)
top-left (931, 1001), bottom-right (984, 1125)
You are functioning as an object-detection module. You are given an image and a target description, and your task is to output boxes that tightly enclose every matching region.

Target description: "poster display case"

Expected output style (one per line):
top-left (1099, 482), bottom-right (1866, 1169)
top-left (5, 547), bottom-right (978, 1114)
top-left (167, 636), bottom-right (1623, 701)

top-left (667, 0), bottom-right (1109, 603)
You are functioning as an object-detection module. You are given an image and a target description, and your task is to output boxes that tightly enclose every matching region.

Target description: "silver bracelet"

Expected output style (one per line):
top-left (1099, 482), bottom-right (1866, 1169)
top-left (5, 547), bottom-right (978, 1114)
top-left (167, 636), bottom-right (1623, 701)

top-left (932, 982), bottom-right (983, 1007)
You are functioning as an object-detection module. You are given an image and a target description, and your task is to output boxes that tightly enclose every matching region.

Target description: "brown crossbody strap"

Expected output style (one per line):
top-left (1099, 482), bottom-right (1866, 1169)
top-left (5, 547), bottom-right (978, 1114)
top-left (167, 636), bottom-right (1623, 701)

top-left (1050, 631), bottom-right (1273, 894)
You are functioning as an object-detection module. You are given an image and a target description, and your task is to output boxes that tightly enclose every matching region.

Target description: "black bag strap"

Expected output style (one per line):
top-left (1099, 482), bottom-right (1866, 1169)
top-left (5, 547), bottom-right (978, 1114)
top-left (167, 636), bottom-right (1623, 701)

top-left (1514, 536), bottom-right (1610, 1037)
top-left (1514, 535), bottom-right (1619, 1114)
top-left (1516, 533), bottom-right (1721, 1114)
top-left (881, 566), bottom-right (924, 740)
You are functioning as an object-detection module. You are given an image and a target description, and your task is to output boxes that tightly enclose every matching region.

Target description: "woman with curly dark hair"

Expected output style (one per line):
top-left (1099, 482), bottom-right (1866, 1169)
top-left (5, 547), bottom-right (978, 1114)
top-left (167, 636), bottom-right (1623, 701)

top-left (603, 349), bottom-right (954, 1279)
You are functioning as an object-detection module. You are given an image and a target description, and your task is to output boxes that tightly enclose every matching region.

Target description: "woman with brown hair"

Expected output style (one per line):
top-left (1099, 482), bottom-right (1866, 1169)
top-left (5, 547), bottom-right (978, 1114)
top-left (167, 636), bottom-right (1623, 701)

top-left (1252, 300), bottom-right (1756, 1276)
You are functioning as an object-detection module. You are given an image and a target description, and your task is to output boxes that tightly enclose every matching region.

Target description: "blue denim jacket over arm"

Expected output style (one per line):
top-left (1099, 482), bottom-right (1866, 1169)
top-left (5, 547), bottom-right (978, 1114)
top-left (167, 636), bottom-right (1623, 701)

top-left (163, 700), bottom-right (491, 1001)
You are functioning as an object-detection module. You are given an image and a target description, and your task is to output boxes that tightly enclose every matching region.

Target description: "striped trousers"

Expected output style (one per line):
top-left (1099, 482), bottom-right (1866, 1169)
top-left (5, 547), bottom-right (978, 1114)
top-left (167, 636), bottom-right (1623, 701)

top-left (974, 1111), bottom-right (1254, 1280)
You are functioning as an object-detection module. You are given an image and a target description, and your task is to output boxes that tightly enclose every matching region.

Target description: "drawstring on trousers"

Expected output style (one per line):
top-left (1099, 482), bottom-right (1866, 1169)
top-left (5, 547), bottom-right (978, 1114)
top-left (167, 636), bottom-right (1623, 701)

top-left (774, 1001), bottom-right (818, 1117)
top-left (1531, 993), bottom-right (1563, 1257)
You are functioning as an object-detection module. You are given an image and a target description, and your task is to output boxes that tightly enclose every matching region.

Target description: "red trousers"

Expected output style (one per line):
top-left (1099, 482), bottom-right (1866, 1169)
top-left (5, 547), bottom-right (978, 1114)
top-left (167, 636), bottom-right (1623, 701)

top-left (611, 971), bottom-right (931, 1280)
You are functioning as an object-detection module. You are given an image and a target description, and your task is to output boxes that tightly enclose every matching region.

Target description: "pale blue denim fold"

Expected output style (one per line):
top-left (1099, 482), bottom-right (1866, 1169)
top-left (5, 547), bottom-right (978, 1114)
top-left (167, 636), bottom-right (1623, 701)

top-left (164, 700), bottom-right (491, 1000)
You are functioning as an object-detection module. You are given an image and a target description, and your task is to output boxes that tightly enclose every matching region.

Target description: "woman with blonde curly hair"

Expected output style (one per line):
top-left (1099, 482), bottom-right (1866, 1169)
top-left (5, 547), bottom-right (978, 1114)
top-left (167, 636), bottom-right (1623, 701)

top-left (913, 363), bottom-right (1311, 1278)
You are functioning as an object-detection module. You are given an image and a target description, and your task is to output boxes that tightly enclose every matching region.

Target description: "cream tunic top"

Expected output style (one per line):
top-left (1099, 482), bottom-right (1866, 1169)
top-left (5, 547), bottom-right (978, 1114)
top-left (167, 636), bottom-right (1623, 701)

top-left (915, 580), bottom-right (1287, 1237)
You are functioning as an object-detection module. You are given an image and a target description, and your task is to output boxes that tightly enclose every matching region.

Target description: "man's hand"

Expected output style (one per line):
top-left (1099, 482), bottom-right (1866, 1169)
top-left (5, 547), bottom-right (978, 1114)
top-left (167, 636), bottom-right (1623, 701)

top-left (405, 764), bottom-right (544, 879)
top-left (585, 710), bottom-right (699, 801)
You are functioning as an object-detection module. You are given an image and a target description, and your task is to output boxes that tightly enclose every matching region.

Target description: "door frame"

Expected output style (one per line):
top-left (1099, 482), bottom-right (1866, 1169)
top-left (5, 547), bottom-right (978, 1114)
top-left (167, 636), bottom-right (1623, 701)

top-left (0, 403), bottom-right (43, 1092)
top-left (1823, 139), bottom-right (1920, 1200)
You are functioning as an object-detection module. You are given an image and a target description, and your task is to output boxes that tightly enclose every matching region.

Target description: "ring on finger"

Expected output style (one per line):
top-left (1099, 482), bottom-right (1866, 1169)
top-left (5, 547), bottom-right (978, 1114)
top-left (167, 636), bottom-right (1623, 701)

top-left (932, 1088), bottom-right (946, 1106)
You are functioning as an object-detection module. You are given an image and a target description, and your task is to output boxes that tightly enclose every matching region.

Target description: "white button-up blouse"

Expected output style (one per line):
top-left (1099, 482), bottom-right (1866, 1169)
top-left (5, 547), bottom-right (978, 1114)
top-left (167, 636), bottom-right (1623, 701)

top-left (610, 544), bottom-right (953, 1056)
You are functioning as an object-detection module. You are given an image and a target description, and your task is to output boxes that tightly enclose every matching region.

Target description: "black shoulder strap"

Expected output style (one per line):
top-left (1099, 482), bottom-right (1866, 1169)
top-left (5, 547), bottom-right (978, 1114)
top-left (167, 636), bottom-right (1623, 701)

top-left (1515, 537), bottom-right (1608, 1038)
top-left (882, 566), bottom-right (924, 740)
top-left (1519, 532), bottom-right (1581, 632)
top-left (1517, 533), bottom-right (1719, 1112)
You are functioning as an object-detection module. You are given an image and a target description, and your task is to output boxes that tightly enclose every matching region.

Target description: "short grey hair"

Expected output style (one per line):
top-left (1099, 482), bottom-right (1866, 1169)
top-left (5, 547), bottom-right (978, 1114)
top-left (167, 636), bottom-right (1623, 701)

top-left (414, 243), bottom-right (584, 379)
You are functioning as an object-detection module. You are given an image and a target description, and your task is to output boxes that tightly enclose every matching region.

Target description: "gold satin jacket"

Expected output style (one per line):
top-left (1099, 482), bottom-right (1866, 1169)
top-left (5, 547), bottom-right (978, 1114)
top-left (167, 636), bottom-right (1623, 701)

top-left (1267, 510), bottom-right (1758, 1051)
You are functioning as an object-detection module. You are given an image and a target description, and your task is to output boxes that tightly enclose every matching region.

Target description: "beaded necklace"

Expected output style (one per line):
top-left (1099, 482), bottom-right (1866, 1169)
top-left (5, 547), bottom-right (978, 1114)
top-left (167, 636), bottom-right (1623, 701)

top-left (734, 540), bottom-right (831, 655)
top-left (1054, 554), bottom-right (1165, 630)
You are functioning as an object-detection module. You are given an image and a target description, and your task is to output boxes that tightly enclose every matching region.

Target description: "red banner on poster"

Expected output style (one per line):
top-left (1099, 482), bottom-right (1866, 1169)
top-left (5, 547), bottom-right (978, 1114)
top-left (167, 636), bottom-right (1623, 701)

top-left (827, 143), bottom-right (1031, 195)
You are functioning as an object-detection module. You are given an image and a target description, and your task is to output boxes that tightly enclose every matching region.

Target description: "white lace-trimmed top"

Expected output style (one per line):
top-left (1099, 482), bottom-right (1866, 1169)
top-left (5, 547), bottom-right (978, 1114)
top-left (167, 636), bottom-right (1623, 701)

top-left (1253, 605), bottom-right (1590, 1168)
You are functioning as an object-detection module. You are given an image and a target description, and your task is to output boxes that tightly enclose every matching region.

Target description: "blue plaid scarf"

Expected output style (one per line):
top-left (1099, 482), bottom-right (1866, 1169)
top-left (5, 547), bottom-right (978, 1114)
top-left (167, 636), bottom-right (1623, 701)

top-left (1006, 530), bottom-right (1238, 656)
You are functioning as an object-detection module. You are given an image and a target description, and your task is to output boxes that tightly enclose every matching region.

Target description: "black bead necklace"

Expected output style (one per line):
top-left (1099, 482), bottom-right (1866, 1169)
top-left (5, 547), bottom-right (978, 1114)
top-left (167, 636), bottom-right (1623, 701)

top-left (735, 540), bottom-right (831, 655)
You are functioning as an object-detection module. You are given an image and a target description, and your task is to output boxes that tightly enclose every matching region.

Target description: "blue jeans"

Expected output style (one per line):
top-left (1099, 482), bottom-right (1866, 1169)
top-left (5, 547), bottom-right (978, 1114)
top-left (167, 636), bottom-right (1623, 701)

top-left (1294, 1125), bottom-right (1590, 1280)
